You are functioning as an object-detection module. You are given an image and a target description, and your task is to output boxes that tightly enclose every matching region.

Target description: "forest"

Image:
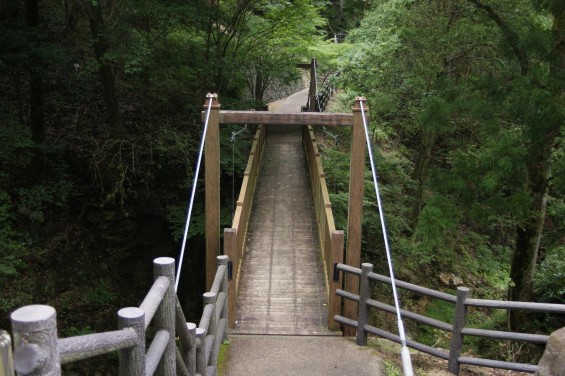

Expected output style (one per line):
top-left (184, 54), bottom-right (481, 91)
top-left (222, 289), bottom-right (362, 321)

top-left (1, 0), bottom-right (564, 371)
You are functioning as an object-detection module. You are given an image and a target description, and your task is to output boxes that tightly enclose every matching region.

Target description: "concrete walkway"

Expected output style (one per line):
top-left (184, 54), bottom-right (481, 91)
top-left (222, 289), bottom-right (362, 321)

top-left (222, 335), bottom-right (383, 376)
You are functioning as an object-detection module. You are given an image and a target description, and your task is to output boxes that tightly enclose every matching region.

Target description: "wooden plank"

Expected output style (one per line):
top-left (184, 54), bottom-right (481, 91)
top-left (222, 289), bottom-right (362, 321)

top-left (232, 124), bottom-right (334, 335)
top-left (216, 111), bottom-right (353, 126)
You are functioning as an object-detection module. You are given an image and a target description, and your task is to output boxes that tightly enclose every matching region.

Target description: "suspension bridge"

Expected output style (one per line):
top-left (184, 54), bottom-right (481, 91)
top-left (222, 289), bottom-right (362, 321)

top-left (2, 60), bottom-right (565, 376)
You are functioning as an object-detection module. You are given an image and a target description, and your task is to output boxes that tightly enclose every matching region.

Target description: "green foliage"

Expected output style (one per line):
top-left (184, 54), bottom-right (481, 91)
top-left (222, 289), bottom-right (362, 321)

top-left (416, 297), bottom-right (455, 348)
top-left (535, 246), bottom-right (565, 303)
top-left (17, 181), bottom-right (73, 223)
top-left (383, 359), bottom-right (402, 376)
top-left (87, 281), bottom-right (118, 308)
top-left (66, 326), bottom-right (96, 337)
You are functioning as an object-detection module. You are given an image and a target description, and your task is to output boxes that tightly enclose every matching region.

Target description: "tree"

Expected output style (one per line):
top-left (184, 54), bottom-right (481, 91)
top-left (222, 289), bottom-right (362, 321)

top-left (337, 0), bottom-right (564, 333)
top-left (206, 0), bottom-right (324, 99)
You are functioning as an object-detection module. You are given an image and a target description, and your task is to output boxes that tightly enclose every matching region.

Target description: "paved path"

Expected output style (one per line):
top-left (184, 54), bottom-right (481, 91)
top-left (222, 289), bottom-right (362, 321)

top-left (231, 89), bottom-right (332, 335)
top-left (222, 335), bottom-right (383, 376)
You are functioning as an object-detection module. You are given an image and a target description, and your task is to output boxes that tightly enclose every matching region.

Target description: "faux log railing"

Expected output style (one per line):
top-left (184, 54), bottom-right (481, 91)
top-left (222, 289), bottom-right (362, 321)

top-left (223, 124), bottom-right (266, 327)
top-left (334, 262), bottom-right (565, 375)
top-left (302, 125), bottom-right (344, 331)
top-left (3, 256), bottom-right (229, 376)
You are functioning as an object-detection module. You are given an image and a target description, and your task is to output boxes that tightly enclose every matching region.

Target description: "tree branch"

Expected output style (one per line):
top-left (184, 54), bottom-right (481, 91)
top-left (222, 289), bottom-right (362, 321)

top-left (468, 0), bottom-right (529, 75)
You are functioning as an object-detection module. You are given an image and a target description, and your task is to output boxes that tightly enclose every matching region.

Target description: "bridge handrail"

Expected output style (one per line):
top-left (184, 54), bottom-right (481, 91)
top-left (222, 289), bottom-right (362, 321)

top-left (5, 256), bottom-right (229, 376)
top-left (334, 262), bottom-right (565, 375)
top-left (302, 125), bottom-right (344, 331)
top-left (224, 124), bottom-right (266, 327)
top-left (316, 72), bottom-right (340, 112)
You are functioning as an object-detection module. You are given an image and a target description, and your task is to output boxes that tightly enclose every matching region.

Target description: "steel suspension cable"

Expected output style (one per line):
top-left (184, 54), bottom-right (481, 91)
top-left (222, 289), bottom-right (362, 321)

top-left (360, 101), bottom-right (414, 376)
top-left (175, 96), bottom-right (214, 292)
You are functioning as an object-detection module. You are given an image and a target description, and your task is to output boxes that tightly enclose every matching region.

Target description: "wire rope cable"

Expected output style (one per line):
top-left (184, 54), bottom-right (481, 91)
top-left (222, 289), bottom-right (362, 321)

top-left (175, 96), bottom-right (214, 292)
top-left (360, 100), bottom-right (414, 376)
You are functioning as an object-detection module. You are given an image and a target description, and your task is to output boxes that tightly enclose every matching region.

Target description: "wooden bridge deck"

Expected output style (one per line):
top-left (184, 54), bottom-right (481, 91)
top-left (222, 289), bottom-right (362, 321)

top-left (231, 90), bottom-right (335, 335)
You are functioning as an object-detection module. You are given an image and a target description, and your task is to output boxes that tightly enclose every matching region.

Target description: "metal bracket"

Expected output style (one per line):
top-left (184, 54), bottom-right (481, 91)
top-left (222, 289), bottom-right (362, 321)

top-left (333, 263), bottom-right (340, 282)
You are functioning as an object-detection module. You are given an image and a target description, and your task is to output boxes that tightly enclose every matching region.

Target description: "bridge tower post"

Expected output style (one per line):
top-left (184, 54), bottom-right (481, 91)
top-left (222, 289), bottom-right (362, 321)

top-left (344, 97), bottom-right (368, 336)
top-left (309, 58), bottom-right (317, 112)
top-left (205, 94), bottom-right (221, 291)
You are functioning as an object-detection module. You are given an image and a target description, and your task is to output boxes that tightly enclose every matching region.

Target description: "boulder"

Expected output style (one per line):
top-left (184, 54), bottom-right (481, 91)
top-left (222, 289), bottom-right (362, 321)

top-left (536, 327), bottom-right (565, 376)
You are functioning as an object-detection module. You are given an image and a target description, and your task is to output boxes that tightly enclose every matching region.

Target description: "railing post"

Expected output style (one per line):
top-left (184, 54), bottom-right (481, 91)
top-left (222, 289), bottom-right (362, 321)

top-left (204, 293), bottom-right (217, 336)
top-left (344, 97), bottom-right (368, 336)
top-left (0, 330), bottom-right (14, 376)
top-left (186, 323), bottom-right (197, 375)
top-left (195, 328), bottom-right (206, 375)
top-left (328, 230), bottom-right (344, 331)
top-left (217, 255), bottom-right (229, 342)
top-left (223, 228), bottom-right (237, 328)
top-left (448, 287), bottom-right (470, 375)
top-left (205, 93), bottom-right (221, 291)
top-left (119, 307), bottom-right (145, 376)
top-left (11, 305), bottom-right (61, 375)
top-left (356, 263), bottom-right (373, 346)
top-left (153, 257), bottom-right (176, 376)
top-left (309, 58), bottom-right (317, 112)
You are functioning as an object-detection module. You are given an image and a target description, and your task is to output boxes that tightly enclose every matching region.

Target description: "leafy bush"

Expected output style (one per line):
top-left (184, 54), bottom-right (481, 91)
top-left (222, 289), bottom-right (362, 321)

top-left (535, 246), bottom-right (565, 304)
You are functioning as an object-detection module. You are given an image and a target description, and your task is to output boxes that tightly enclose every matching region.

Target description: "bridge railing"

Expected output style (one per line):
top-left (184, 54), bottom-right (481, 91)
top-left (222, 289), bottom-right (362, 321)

top-left (302, 125), bottom-right (344, 331)
top-left (334, 262), bottom-right (565, 375)
top-left (224, 124), bottom-right (266, 327)
top-left (3, 256), bottom-right (229, 376)
top-left (316, 73), bottom-right (339, 112)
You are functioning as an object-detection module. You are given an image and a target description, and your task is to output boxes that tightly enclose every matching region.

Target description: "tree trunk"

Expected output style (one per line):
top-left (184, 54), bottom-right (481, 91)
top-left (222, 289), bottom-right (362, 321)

top-left (25, 0), bottom-right (45, 145)
top-left (85, 0), bottom-right (124, 139)
top-left (410, 130), bottom-right (436, 231)
top-left (509, 148), bottom-right (550, 330)
top-left (84, 0), bottom-right (126, 199)
top-left (508, 6), bottom-right (564, 331)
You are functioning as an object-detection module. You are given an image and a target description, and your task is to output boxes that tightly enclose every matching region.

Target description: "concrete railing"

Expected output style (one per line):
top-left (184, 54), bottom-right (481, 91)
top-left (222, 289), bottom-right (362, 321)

top-left (302, 125), bottom-right (344, 331)
top-left (224, 124), bottom-right (266, 327)
top-left (334, 262), bottom-right (565, 375)
top-left (2, 256), bottom-right (229, 376)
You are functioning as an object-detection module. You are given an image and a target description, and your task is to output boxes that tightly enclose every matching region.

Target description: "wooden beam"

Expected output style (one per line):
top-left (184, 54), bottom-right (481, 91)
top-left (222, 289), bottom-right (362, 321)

top-left (205, 94), bottom-right (221, 291)
top-left (344, 97), bottom-right (368, 336)
top-left (213, 111), bottom-right (353, 126)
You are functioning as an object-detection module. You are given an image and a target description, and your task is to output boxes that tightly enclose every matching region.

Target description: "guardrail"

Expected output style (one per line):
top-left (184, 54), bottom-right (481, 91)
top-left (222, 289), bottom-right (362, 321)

top-left (2, 256), bottom-right (229, 376)
top-left (302, 125), bottom-right (344, 331)
top-left (334, 262), bottom-right (565, 375)
top-left (224, 124), bottom-right (266, 327)
top-left (316, 73), bottom-right (339, 112)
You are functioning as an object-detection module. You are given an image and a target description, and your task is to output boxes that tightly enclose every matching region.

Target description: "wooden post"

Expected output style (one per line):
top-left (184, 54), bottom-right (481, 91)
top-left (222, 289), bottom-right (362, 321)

top-left (154, 257), bottom-right (176, 376)
top-left (205, 93), bottom-right (221, 291)
top-left (344, 97), bottom-right (368, 336)
top-left (309, 58), bottom-right (317, 112)
top-left (356, 263), bottom-right (373, 346)
top-left (118, 307), bottom-right (145, 376)
top-left (448, 287), bottom-right (470, 375)
top-left (328, 230), bottom-right (344, 331)
top-left (223, 228), bottom-right (237, 328)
